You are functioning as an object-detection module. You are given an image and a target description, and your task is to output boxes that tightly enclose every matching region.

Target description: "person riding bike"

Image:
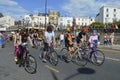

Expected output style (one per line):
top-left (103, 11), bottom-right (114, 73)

top-left (18, 28), bottom-right (33, 67)
top-left (88, 30), bottom-right (100, 62)
top-left (38, 30), bottom-right (44, 46)
top-left (13, 29), bottom-right (21, 63)
top-left (76, 30), bottom-right (87, 45)
top-left (42, 25), bottom-right (56, 62)
top-left (65, 27), bottom-right (74, 62)
top-left (32, 30), bottom-right (38, 46)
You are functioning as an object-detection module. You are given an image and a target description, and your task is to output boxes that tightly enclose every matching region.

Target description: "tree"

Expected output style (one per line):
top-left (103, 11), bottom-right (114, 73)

top-left (113, 20), bottom-right (120, 28)
top-left (0, 13), bottom-right (4, 17)
top-left (90, 22), bottom-right (104, 28)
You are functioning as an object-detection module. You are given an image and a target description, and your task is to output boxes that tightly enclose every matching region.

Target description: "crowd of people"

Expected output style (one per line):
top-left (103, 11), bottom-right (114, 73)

top-left (0, 24), bottom-right (117, 66)
top-left (104, 32), bottom-right (115, 46)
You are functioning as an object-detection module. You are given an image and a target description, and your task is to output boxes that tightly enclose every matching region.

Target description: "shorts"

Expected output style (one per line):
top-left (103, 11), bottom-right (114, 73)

top-left (68, 44), bottom-right (73, 48)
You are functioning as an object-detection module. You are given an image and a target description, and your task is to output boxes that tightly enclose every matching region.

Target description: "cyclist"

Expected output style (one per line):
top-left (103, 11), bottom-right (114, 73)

top-left (42, 25), bottom-right (56, 62)
top-left (32, 30), bottom-right (38, 46)
top-left (38, 30), bottom-right (43, 46)
top-left (18, 28), bottom-right (33, 67)
top-left (88, 30), bottom-right (100, 63)
top-left (76, 30), bottom-right (86, 45)
top-left (13, 29), bottom-right (21, 63)
top-left (65, 27), bottom-right (74, 62)
top-left (88, 30), bottom-right (98, 48)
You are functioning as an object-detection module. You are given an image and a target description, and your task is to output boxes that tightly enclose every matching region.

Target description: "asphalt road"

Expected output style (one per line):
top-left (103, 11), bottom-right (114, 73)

top-left (0, 41), bottom-right (120, 80)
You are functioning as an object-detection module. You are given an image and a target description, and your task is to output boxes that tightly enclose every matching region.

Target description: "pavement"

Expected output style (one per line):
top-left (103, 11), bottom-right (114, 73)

top-left (98, 44), bottom-right (120, 51)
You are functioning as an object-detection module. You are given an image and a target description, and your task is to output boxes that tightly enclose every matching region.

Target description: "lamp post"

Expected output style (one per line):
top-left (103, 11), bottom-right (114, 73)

top-left (45, 0), bottom-right (47, 29)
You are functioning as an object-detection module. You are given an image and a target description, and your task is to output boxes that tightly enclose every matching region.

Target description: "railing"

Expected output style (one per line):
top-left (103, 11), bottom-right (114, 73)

top-left (88, 28), bottom-right (120, 33)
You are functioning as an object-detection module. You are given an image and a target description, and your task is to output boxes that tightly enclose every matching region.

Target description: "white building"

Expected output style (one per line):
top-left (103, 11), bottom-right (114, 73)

top-left (75, 17), bottom-right (95, 26)
top-left (23, 14), bottom-right (49, 29)
top-left (96, 6), bottom-right (120, 23)
top-left (58, 16), bottom-right (73, 29)
top-left (58, 16), bottom-right (95, 29)
top-left (0, 16), bottom-right (15, 31)
top-left (0, 16), bottom-right (15, 27)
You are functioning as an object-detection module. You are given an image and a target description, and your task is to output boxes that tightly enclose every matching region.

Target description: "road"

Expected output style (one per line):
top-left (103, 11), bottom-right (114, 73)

top-left (0, 41), bottom-right (120, 80)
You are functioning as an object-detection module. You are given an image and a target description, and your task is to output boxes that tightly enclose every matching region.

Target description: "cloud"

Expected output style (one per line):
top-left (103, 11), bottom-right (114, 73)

top-left (62, 0), bottom-right (120, 17)
top-left (0, 0), bottom-right (29, 20)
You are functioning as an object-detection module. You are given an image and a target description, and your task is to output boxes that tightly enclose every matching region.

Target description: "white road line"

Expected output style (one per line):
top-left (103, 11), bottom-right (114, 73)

top-left (106, 57), bottom-right (120, 61)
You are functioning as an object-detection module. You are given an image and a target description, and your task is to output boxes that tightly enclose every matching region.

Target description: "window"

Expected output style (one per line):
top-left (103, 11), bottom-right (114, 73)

top-left (106, 8), bottom-right (109, 12)
top-left (114, 14), bottom-right (116, 18)
top-left (67, 20), bottom-right (70, 23)
top-left (106, 14), bottom-right (109, 17)
top-left (114, 9), bottom-right (116, 12)
top-left (91, 19), bottom-right (93, 21)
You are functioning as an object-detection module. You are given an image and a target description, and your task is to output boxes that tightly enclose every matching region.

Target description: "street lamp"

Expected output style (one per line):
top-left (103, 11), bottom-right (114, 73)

top-left (45, 0), bottom-right (47, 29)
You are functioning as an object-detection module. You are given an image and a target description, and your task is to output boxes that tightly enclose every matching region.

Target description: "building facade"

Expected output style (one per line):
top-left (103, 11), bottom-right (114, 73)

top-left (0, 16), bottom-right (15, 27)
top-left (96, 6), bottom-right (120, 23)
top-left (76, 17), bottom-right (95, 26)
top-left (23, 14), bottom-right (49, 29)
top-left (58, 16), bottom-right (73, 29)
top-left (58, 16), bottom-right (95, 29)
top-left (48, 10), bottom-right (60, 25)
top-left (0, 16), bottom-right (15, 31)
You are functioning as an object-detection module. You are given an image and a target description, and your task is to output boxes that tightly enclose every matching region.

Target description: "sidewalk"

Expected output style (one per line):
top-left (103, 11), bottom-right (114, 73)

top-left (98, 44), bottom-right (120, 51)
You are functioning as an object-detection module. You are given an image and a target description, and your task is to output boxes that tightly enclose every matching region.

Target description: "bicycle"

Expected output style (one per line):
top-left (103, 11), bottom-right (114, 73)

top-left (39, 44), bottom-right (58, 66)
top-left (33, 38), bottom-right (39, 49)
top-left (59, 45), bottom-right (88, 66)
top-left (80, 43), bottom-right (105, 66)
top-left (19, 42), bottom-right (37, 74)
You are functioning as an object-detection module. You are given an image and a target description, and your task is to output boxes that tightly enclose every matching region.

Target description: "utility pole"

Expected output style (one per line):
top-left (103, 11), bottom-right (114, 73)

top-left (45, 0), bottom-right (47, 29)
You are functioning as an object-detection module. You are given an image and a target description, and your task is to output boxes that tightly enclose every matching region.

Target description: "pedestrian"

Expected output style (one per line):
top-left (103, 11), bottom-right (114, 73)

top-left (110, 32), bottom-right (115, 46)
top-left (0, 32), bottom-right (4, 48)
top-left (60, 32), bottom-right (64, 47)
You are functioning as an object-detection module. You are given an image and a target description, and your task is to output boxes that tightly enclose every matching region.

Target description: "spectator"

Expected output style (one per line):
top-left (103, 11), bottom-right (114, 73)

top-left (104, 33), bottom-right (110, 45)
top-left (110, 32), bottom-right (115, 46)
top-left (60, 32), bottom-right (64, 47)
top-left (0, 32), bottom-right (4, 48)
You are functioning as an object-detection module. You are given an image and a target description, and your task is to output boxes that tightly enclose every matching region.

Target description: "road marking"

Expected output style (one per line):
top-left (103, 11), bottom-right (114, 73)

top-left (99, 48), bottom-right (120, 52)
top-left (106, 57), bottom-right (120, 61)
top-left (45, 65), bottom-right (59, 73)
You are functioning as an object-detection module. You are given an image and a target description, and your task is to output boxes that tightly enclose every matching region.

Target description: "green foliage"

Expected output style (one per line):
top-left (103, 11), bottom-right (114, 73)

top-left (113, 20), bottom-right (120, 27)
top-left (90, 22), bottom-right (104, 27)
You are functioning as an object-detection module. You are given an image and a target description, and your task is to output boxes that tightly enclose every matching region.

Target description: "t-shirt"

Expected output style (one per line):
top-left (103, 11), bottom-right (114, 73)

top-left (21, 34), bottom-right (28, 43)
top-left (76, 31), bottom-right (86, 43)
top-left (44, 31), bottom-right (54, 43)
top-left (89, 35), bottom-right (98, 44)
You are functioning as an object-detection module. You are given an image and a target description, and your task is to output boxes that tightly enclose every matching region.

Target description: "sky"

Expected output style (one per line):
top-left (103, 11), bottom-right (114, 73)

top-left (0, 0), bottom-right (120, 20)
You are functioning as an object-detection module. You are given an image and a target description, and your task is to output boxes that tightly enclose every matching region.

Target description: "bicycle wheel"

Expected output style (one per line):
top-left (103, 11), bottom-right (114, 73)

top-left (91, 50), bottom-right (105, 66)
top-left (24, 55), bottom-right (37, 74)
top-left (74, 50), bottom-right (87, 66)
top-left (59, 48), bottom-right (68, 61)
top-left (49, 51), bottom-right (58, 66)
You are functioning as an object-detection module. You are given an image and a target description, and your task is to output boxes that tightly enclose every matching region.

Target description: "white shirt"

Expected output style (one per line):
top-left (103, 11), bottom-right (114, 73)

top-left (44, 31), bottom-right (54, 43)
top-left (60, 34), bottom-right (64, 40)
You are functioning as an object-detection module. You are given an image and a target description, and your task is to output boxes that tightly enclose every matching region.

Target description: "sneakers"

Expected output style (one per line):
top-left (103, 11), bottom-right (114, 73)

top-left (42, 58), bottom-right (47, 63)
top-left (97, 60), bottom-right (102, 63)
top-left (14, 57), bottom-right (18, 62)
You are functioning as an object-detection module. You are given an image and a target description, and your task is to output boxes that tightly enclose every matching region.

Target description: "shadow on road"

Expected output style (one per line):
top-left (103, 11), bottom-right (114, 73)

top-left (63, 67), bottom-right (96, 80)
top-left (77, 67), bottom-right (95, 74)
top-left (50, 70), bottom-right (59, 80)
